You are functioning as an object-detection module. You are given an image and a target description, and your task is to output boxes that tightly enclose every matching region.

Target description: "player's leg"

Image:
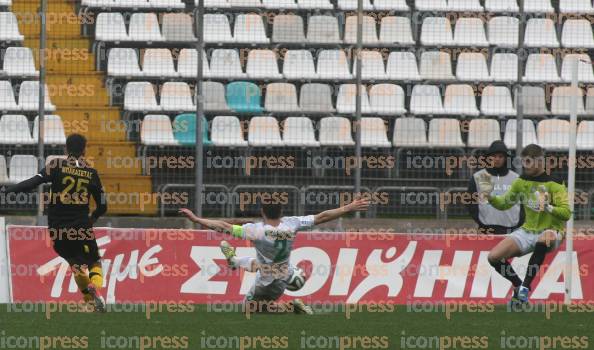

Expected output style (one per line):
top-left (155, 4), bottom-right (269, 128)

top-left (487, 234), bottom-right (524, 288)
top-left (220, 240), bottom-right (260, 272)
top-left (75, 232), bottom-right (106, 313)
top-left (520, 230), bottom-right (563, 296)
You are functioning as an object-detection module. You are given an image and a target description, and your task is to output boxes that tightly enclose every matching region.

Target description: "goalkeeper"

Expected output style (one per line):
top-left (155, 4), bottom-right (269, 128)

top-left (477, 144), bottom-right (571, 305)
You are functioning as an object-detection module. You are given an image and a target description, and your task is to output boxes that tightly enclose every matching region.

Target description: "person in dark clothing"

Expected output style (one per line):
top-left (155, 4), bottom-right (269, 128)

top-left (467, 140), bottom-right (524, 234)
top-left (3, 134), bottom-right (107, 311)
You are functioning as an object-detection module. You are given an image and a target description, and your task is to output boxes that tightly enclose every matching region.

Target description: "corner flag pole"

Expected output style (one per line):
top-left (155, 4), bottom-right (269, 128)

top-left (565, 58), bottom-right (579, 305)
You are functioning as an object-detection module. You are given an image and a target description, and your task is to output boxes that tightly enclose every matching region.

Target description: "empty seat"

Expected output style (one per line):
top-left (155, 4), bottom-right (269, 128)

top-left (420, 17), bottom-right (453, 46)
top-left (521, 86), bottom-right (550, 116)
top-left (32, 115), bottom-right (66, 145)
top-left (577, 121), bottom-right (594, 150)
top-left (297, 0), bottom-right (333, 9)
top-left (300, 83), bottom-right (335, 113)
top-left (160, 82), bottom-right (195, 112)
top-left (108, 48), bottom-right (142, 77)
top-left (264, 83), bottom-right (300, 112)
top-left (358, 50), bottom-right (386, 80)
top-left (416, 0), bottom-right (447, 11)
top-left (148, 0), bottom-right (185, 8)
top-left (129, 13), bottom-right (164, 42)
top-left (18, 81), bottom-right (56, 112)
top-left (209, 49), bottom-right (246, 79)
top-left (443, 84), bottom-right (479, 116)
top-left (374, 0), bottom-right (408, 10)
top-left (561, 20), bottom-right (594, 48)
top-left (454, 18), bottom-right (488, 46)
top-left (317, 50), bottom-right (352, 80)
top-left (234, 14), bottom-right (269, 43)
top-left (141, 114), bottom-right (179, 146)
top-left (410, 85), bottom-right (444, 115)
top-left (0, 81), bottom-right (18, 110)
top-left (361, 118), bottom-right (391, 148)
top-left (178, 49), bottom-right (210, 78)
top-left (0, 12), bottom-right (22, 41)
top-left (263, 0), bottom-right (298, 8)
top-left (419, 51), bottom-right (454, 80)
top-left (0, 115), bottom-right (33, 144)
top-left (248, 116), bottom-right (284, 147)
top-left (226, 81), bottom-right (263, 113)
top-left (228, 0), bottom-right (263, 7)
top-left (559, 0), bottom-right (593, 13)
top-left (485, 0), bottom-right (518, 12)
top-left (456, 52), bottom-right (490, 81)
top-left (124, 82), bottom-right (160, 111)
top-left (172, 114), bottom-right (211, 146)
top-left (524, 0), bottom-right (554, 12)
top-left (272, 14), bottom-right (305, 43)
top-left (551, 86), bottom-right (586, 115)
top-left (561, 54), bottom-right (594, 82)
top-left (344, 16), bottom-right (378, 44)
top-left (307, 15), bottom-right (341, 44)
top-left (587, 87), bottom-right (594, 115)
top-left (336, 84), bottom-right (372, 114)
top-left (319, 117), bottom-right (355, 146)
top-left (246, 49), bottom-right (282, 79)
top-left (0, 155), bottom-right (7, 184)
top-left (369, 84), bottom-right (406, 115)
top-left (8, 155), bottom-right (37, 184)
top-left (211, 116), bottom-right (248, 147)
top-left (283, 50), bottom-right (318, 79)
top-left (428, 118), bottom-right (464, 147)
top-left (337, 0), bottom-right (372, 10)
top-left (480, 86), bottom-right (516, 116)
top-left (203, 14), bottom-right (234, 43)
top-left (524, 18), bottom-right (559, 47)
top-left (162, 13), bottom-right (196, 42)
top-left (488, 16), bottom-right (519, 47)
top-left (112, 0), bottom-right (151, 7)
top-left (393, 117), bottom-right (427, 147)
top-left (523, 54), bottom-right (560, 82)
top-left (95, 13), bottom-right (129, 41)
top-left (379, 16), bottom-right (414, 45)
top-left (386, 51), bottom-right (420, 80)
top-left (504, 119), bottom-right (538, 149)
top-left (142, 49), bottom-right (178, 77)
top-left (538, 119), bottom-right (570, 150)
top-left (3, 47), bottom-right (38, 77)
top-left (490, 53), bottom-right (518, 82)
top-left (467, 119), bottom-right (501, 148)
top-left (448, 0), bottom-right (483, 11)
top-left (201, 81), bottom-right (230, 112)
top-left (282, 117), bottom-right (320, 147)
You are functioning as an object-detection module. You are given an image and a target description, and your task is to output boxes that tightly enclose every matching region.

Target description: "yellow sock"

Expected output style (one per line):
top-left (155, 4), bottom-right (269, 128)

top-left (89, 263), bottom-right (103, 288)
top-left (73, 269), bottom-right (91, 292)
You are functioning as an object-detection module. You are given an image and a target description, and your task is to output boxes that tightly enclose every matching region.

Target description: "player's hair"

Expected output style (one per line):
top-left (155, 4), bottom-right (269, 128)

top-left (261, 203), bottom-right (282, 220)
top-left (66, 134), bottom-right (87, 157)
top-left (520, 144), bottom-right (545, 158)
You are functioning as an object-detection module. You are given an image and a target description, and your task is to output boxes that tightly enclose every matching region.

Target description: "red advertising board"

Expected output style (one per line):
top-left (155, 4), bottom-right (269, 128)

top-left (7, 226), bottom-right (594, 303)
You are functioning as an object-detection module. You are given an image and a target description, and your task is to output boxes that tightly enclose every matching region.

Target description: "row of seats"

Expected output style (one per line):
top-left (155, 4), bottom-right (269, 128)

top-left (0, 114), bottom-right (66, 145)
top-left (417, 0), bottom-right (594, 13)
top-left (108, 48), bottom-right (594, 83)
top-left (140, 114), bottom-right (594, 150)
top-left (0, 81), bottom-right (55, 112)
top-left (123, 81), bottom-right (594, 117)
top-left (82, 0), bottom-right (185, 9)
top-left (0, 12), bottom-right (23, 42)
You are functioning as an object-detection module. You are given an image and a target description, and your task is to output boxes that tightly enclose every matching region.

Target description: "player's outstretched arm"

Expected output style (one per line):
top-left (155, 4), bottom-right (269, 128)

top-left (4, 174), bottom-right (46, 194)
top-left (179, 208), bottom-right (234, 234)
top-left (313, 199), bottom-right (369, 225)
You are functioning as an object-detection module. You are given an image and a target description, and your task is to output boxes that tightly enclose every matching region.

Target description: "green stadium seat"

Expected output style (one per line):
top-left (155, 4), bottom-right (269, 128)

top-left (173, 113), bottom-right (212, 146)
top-left (225, 82), bottom-right (264, 113)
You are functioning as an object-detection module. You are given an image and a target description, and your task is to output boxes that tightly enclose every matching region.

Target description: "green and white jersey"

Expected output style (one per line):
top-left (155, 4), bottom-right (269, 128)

top-left (232, 215), bottom-right (315, 285)
top-left (489, 173), bottom-right (571, 233)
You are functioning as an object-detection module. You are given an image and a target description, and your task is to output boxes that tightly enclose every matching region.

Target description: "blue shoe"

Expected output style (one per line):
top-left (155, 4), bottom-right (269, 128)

top-left (517, 286), bottom-right (530, 303)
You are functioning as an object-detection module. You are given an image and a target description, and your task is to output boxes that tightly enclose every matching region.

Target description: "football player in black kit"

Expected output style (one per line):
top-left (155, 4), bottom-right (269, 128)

top-left (4, 134), bottom-right (108, 312)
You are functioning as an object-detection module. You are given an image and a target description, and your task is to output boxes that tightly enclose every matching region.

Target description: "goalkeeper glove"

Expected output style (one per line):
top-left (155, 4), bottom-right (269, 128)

top-left (477, 173), bottom-right (494, 197)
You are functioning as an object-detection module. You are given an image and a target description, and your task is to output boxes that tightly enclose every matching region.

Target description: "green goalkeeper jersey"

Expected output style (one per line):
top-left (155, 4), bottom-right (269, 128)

top-left (488, 172), bottom-right (571, 233)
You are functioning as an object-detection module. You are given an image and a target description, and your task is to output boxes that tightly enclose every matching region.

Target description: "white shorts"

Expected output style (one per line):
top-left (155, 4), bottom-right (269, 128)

top-left (510, 228), bottom-right (564, 255)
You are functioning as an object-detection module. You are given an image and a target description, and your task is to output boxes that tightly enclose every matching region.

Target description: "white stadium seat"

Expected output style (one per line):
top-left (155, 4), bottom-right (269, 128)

top-left (246, 50), bottom-right (283, 79)
top-left (379, 17), bottom-right (414, 45)
top-left (551, 86), bottom-right (585, 115)
top-left (344, 16), bottom-right (378, 44)
top-left (95, 13), bottom-right (129, 41)
top-left (561, 19), bottom-right (594, 48)
top-left (490, 53), bottom-right (518, 82)
top-left (336, 84), bottom-right (372, 114)
top-left (319, 116), bottom-right (355, 146)
top-left (129, 13), bottom-right (164, 42)
top-left (504, 119), bottom-right (538, 149)
top-left (124, 82), bottom-right (161, 111)
top-left (263, 0), bottom-right (298, 8)
top-left (410, 85), bottom-right (444, 115)
top-left (419, 51), bottom-right (454, 80)
top-left (283, 50), bottom-right (317, 79)
top-left (141, 115), bottom-right (179, 146)
top-left (538, 119), bottom-right (571, 150)
top-left (480, 86), bottom-right (516, 116)
top-left (522, 86), bottom-right (551, 116)
top-left (0, 12), bottom-right (23, 41)
top-left (523, 54), bottom-right (560, 82)
top-left (0, 114), bottom-right (34, 145)
top-left (18, 81), bottom-right (56, 112)
top-left (148, 0), bottom-right (185, 8)
top-left (448, 0), bottom-right (483, 11)
top-left (142, 49), bottom-right (178, 78)
top-left (456, 52), bottom-right (490, 82)
top-left (454, 18), bottom-right (488, 47)
top-left (467, 119), bottom-right (501, 148)
top-left (561, 54), bottom-right (594, 82)
top-left (524, 18), bottom-right (559, 47)
top-left (203, 14), bottom-right (234, 43)
top-left (33, 115), bottom-right (66, 145)
top-left (428, 118), bottom-right (464, 148)
top-left (272, 15), bottom-right (305, 43)
top-left (108, 48), bottom-right (142, 77)
top-left (488, 16), bottom-right (519, 47)
top-left (485, 0), bottom-right (519, 12)
top-left (8, 155), bottom-right (38, 184)
top-left (201, 81), bottom-right (230, 112)
top-left (420, 17), bottom-right (453, 46)
top-left (264, 83), bottom-right (300, 112)
top-left (300, 83), bottom-right (335, 113)
top-left (524, 0), bottom-right (554, 13)
top-left (307, 15), bottom-right (341, 44)
top-left (178, 49), bottom-right (210, 78)
top-left (361, 117), bottom-right (391, 148)
top-left (443, 84), bottom-right (480, 116)
top-left (0, 155), bottom-right (8, 184)
top-left (393, 118), bottom-right (427, 147)
top-left (0, 81), bottom-right (18, 111)
top-left (211, 116), bottom-right (248, 147)
top-left (248, 116), bottom-right (284, 147)
top-left (587, 88), bottom-right (594, 115)
top-left (369, 84), bottom-right (406, 115)
top-left (234, 14), bottom-right (269, 43)
top-left (416, 0), bottom-right (447, 11)
top-left (160, 82), bottom-right (195, 112)
top-left (113, 0), bottom-right (150, 7)
top-left (337, 0), bottom-right (373, 10)
top-left (374, 0), bottom-right (408, 10)
top-left (577, 121), bottom-right (594, 150)
top-left (386, 51), bottom-right (420, 80)
top-left (209, 49), bottom-right (246, 79)
top-left (358, 50), bottom-right (386, 80)
top-left (162, 13), bottom-right (196, 42)
top-left (559, 0), bottom-right (593, 13)
top-left (3, 47), bottom-right (38, 77)
top-left (228, 0), bottom-right (263, 7)
top-left (297, 0), bottom-right (333, 9)
top-left (317, 50), bottom-right (353, 80)
top-left (282, 117), bottom-right (320, 147)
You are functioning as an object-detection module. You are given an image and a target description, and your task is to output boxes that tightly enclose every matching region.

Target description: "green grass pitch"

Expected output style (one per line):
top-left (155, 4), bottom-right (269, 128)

top-left (0, 304), bottom-right (591, 349)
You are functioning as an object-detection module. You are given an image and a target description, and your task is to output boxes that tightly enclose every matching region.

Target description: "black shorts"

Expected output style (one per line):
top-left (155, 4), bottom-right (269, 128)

top-left (50, 227), bottom-right (101, 267)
